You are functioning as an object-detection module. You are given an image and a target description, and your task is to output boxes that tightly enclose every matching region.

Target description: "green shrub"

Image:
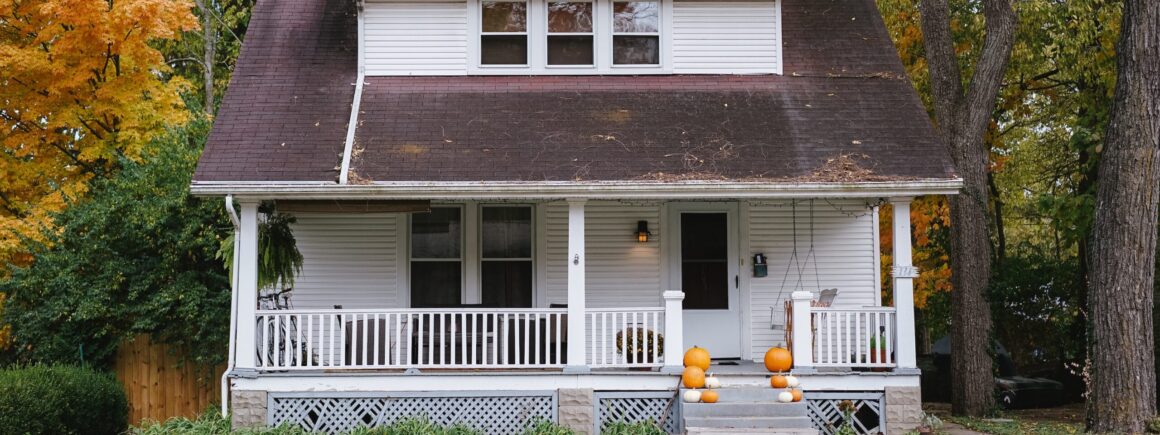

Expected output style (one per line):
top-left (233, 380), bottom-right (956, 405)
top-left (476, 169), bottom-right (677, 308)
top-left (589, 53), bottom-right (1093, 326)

top-left (348, 417), bottom-right (480, 435)
top-left (0, 365), bottom-right (129, 435)
top-left (521, 419), bottom-right (575, 435)
top-left (132, 410), bottom-right (313, 435)
top-left (601, 421), bottom-right (666, 435)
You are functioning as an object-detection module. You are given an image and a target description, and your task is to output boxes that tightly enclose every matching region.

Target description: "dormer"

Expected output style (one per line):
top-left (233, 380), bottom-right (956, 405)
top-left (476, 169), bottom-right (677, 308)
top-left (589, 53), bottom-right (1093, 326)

top-left (363, 0), bottom-right (782, 75)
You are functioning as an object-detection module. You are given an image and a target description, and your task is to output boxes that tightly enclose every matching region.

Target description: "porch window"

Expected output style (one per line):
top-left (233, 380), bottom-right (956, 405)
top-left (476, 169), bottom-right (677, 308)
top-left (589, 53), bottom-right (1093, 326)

top-left (481, 206), bottom-right (533, 307)
top-left (410, 207), bottom-right (463, 307)
top-left (481, 1), bottom-right (529, 65)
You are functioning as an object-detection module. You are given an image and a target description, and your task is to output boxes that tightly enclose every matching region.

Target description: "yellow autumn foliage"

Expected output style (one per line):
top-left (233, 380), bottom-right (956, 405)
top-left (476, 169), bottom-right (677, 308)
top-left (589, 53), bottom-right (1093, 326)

top-left (0, 0), bottom-right (197, 270)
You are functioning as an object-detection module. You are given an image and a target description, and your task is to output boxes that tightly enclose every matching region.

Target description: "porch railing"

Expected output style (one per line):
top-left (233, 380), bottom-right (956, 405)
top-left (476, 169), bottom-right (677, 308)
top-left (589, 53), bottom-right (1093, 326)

top-left (586, 308), bottom-right (666, 368)
top-left (810, 307), bottom-right (897, 368)
top-left (254, 308), bottom-right (567, 370)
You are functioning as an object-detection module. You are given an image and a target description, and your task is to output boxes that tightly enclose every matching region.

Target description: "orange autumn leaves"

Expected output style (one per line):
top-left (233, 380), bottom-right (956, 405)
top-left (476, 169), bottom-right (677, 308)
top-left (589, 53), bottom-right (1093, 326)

top-left (880, 197), bottom-right (952, 309)
top-left (0, 0), bottom-right (197, 270)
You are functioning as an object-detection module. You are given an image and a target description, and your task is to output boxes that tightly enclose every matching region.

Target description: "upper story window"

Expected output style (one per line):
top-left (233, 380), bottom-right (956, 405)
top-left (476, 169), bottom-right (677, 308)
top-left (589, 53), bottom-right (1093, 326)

top-left (476, 0), bottom-right (662, 70)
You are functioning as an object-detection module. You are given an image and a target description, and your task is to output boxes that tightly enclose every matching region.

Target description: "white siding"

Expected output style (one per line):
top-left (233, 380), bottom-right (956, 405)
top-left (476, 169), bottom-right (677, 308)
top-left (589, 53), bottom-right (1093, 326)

top-left (364, 1), bottom-right (469, 76)
top-left (745, 200), bottom-right (878, 359)
top-left (671, 1), bottom-right (781, 74)
top-left (544, 201), bottom-right (663, 308)
top-left (289, 213), bottom-right (402, 309)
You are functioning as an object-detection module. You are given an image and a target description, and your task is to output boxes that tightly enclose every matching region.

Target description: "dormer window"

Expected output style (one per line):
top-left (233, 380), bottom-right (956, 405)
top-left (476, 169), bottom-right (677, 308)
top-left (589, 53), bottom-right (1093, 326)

top-left (474, 0), bottom-right (663, 70)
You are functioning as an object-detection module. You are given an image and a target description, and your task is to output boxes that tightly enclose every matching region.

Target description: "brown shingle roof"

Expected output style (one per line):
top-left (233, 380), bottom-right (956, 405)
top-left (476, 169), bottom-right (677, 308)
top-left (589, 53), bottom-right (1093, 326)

top-left (193, 0), bottom-right (956, 184)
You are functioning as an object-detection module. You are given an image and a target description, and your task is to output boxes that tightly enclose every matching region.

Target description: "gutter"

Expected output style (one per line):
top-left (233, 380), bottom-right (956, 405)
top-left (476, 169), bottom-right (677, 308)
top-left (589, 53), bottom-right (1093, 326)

top-left (190, 179), bottom-right (965, 200)
top-left (221, 195), bottom-right (241, 418)
top-left (337, 0), bottom-right (366, 185)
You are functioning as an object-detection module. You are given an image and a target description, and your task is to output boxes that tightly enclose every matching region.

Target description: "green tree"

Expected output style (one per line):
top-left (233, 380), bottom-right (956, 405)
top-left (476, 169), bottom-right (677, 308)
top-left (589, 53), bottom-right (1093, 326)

top-left (0, 117), bottom-right (231, 369)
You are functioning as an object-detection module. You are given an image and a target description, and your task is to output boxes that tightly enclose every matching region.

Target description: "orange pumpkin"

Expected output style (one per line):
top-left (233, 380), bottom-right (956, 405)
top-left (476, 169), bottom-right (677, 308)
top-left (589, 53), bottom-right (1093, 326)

top-left (682, 366), bottom-right (706, 388)
top-left (764, 347), bottom-right (793, 372)
top-left (790, 388), bottom-right (803, 402)
top-left (701, 389), bottom-right (719, 403)
top-left (683, 346), bottom-right (711, 370)
top-left (770, 375), bottom-right (788, 388)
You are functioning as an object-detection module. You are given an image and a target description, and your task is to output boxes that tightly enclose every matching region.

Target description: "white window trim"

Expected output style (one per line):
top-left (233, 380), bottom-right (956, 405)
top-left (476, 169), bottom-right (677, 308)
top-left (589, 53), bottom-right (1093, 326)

top-left (545, 0), bottom-right (596, 68)
top-left (468, 0), bottom-right (672, 74)
top-left (407, 203), bottom-right (539, 307)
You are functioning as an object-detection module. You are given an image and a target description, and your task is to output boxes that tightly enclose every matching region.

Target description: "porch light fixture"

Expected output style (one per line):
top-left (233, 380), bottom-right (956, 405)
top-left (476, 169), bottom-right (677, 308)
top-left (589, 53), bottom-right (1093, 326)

top-left (636, 220), bottom-right (652, 243)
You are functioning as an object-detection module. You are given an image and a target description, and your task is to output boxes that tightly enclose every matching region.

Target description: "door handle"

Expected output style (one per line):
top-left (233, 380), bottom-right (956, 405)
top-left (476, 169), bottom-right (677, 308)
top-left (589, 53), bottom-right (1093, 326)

top-left (735, 275), bottom-right (740, 288)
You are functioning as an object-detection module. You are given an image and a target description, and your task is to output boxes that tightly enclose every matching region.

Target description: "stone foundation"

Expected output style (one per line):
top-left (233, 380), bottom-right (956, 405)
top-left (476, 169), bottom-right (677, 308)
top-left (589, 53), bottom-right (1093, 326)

top-left (558, 388), bottom-right (595, 434)
top-left (231, 390), bottom-right (268, 429)
top-left (885, 386), bottom-right (923, 434)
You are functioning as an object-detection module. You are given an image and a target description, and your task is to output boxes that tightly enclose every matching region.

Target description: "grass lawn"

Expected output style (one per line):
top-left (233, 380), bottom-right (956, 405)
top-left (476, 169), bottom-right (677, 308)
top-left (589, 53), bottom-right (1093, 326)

top-left (924, 402), bottom-right (1084, 435)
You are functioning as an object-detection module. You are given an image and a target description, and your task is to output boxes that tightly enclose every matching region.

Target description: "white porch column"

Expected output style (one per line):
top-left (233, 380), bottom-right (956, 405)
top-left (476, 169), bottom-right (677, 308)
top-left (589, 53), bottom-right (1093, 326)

top-left (234, 200), bottom-right (260, 371)
top-left (565, 199), bottom-right (589, 372)
top-left (890, 197), bottom-right (919, 371)
top-left (661, 291), bottom-right (685, 374)
top-left (790, 291), bottom-right (814, 371)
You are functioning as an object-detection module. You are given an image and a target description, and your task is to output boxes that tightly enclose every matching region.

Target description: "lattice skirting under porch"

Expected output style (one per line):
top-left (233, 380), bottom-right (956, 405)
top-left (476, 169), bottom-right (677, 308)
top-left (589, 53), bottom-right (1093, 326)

top-left (267, 391), bottom-right (556, 434)
top-left (805, 391), bottom-right (886, 435)
top-left (594, 391), bottom-right (680, 434)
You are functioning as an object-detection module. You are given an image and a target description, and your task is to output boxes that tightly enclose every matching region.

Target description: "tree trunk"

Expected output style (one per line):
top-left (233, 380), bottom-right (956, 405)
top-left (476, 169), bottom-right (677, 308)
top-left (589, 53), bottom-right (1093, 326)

top-left (1086, 0), bottom-right (1160, 432)
top-left (198, 0), bottom-right (216, 114)
top-left (918, 0), bottom-right (1017, 417)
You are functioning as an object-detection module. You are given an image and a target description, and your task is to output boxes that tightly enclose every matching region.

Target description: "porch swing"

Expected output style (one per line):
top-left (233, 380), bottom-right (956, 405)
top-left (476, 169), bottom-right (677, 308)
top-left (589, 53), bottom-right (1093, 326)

top-left (770, 200), bottom-right (838, 347)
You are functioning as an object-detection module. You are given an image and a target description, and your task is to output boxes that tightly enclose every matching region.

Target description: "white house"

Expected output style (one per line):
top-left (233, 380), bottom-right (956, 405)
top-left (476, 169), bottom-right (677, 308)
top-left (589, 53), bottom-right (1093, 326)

top-left (192, 0), bottom-right (959, 433)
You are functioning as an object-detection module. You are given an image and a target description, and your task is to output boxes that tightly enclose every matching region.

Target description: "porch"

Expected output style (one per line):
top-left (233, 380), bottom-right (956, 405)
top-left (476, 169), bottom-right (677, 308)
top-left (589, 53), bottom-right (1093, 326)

top-left (228, 197), bottom-right (921, 376)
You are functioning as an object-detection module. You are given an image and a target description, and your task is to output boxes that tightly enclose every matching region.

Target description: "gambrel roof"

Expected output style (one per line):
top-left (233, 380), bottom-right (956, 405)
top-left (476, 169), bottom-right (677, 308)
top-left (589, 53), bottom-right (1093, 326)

top-left (193, 0), bottom-right (957, 185)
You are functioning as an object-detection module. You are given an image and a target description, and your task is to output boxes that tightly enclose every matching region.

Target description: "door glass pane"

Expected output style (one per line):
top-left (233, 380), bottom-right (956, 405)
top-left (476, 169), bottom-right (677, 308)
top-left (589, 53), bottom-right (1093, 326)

top-left (481, 35), bottom-right (528, 65)
top-left (411, 262), bottom-right (462, 307)
top-left (548, 2), bottom-right (593, 32)
top-left (411, 207), bottom-right (461, 258)
top-left (482, 207), bottom-right (532, 258)
top-left (482, 261), bottom-right (533, 307)
top-left (482, 1), bottom-right (527, 32)
top-left (681, 213), bottom-right (728, 310)
top-left (548, 35), bottom-right (594, 65)
top-left (613, 36), bottom-right (659, 65)
top-left (613, 2), bottom-right (659, 32)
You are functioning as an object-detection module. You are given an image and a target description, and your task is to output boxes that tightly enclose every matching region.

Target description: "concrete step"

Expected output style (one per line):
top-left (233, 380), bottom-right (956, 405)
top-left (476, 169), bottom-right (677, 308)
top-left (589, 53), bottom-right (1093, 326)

top-left (683, 416), bottom-right (815, 430)
top-left (683, 401), bottom-right (807, 418)
top-left (686, 428), bottom-right (818, 435)
top-left (681, 388), bottom-right (803, 402)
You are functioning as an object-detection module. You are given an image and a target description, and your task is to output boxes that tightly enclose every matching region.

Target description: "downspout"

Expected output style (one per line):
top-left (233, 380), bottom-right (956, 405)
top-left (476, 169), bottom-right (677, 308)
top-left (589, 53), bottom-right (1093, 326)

top-left (221, 195), bottom-right (241, 417)
top-left (338, 0), bottom-right (366, 185)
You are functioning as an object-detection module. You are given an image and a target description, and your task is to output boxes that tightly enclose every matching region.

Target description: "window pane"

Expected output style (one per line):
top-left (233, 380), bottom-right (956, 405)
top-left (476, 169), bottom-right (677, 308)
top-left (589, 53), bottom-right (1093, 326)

top-left (411, 262), bottom-right (462, 307)
top-left (680, 213), bottom-right (729, 310)
top-left (548, 35), bottom-right (594, 65)
top-left (613, 35), bottom-right (659, 64)
top-left (548, 2), bottom-right (593, 33)
top-left (482, 261), bottom-right (533, 308)
top-left (482, 1), bottom-right (527, 32)
top-left (482, 207), bottom-right (532, 258)
top-left (481, 35), bottom-right (528, 64)
top-left (613, 2), bottom-right (658, 33)
top-left (411, 207), bottom-right (461, 258)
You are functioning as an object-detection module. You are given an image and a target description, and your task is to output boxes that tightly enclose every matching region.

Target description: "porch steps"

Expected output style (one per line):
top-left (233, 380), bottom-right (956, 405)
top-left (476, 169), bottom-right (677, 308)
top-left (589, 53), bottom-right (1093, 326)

top-left (681, 388), bottom-right (816, 435)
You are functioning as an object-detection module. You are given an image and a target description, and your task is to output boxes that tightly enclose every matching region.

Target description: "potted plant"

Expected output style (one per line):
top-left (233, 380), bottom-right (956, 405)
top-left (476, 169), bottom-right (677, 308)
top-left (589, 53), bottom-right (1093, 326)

top-left (616, 327), bottom-right (664, 368)
top-left (868, 328), bottom-right (889, 372)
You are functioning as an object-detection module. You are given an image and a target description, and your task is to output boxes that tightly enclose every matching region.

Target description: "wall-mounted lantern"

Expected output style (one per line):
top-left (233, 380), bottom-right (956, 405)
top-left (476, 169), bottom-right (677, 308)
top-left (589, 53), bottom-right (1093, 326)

top-left (636, 220), bottom-right (652, 243)
top-left (753, 253), bottom-right (768, 277)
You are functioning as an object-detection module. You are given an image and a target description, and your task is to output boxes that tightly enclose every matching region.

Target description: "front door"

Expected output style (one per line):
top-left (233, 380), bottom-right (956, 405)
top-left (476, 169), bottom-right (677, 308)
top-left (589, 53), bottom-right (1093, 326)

top-left (670, 204), bottom-right (742, 358)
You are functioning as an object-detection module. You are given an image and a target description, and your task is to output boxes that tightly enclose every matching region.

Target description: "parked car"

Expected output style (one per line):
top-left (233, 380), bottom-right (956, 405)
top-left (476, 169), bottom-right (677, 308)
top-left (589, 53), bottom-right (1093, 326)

top-left (923, 336), bottom-right (1065, 409)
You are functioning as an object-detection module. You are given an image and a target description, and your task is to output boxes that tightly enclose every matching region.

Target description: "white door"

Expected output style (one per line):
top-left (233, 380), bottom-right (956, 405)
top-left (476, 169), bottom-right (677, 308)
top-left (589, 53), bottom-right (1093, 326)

top-left (669, 203), bottom-right (742, 359)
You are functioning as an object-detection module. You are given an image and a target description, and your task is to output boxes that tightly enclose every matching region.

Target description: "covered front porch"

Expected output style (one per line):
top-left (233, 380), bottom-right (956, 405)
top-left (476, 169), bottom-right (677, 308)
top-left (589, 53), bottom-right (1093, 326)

top-left (226, 195), bottom-right (923, 376)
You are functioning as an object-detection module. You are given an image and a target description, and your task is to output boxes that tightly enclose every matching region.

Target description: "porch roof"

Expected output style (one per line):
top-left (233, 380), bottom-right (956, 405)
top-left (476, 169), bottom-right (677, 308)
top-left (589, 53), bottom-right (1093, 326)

top-left (192, 0), bottom-right (958, 192)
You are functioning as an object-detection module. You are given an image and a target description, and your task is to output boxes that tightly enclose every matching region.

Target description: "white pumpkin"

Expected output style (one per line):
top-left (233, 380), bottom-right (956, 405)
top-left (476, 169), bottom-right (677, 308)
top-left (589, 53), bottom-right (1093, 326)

top-left (683, 390), bottom-right (703, 403)
top-left (777, 391), bottom-right (794, 403)
top-left (704, 374), bottom-right (721, 389)
top-left (785, 375), bottom-right (799, 388)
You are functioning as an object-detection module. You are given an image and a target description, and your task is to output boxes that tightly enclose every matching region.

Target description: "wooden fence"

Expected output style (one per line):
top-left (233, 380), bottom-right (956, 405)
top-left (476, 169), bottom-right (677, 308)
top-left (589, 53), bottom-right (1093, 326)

top-left (114, 335), bottom-right (224, 425)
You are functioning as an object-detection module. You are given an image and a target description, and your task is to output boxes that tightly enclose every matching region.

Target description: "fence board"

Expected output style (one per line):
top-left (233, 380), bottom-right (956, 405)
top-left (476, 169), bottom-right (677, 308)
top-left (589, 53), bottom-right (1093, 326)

top-left (113, 335), bottom-right (224, 425)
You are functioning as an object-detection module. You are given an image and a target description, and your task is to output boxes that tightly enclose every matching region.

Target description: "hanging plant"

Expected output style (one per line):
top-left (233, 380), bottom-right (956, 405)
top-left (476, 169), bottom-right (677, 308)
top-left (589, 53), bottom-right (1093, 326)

top-left (217, 202), bottom-right (304, 292)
